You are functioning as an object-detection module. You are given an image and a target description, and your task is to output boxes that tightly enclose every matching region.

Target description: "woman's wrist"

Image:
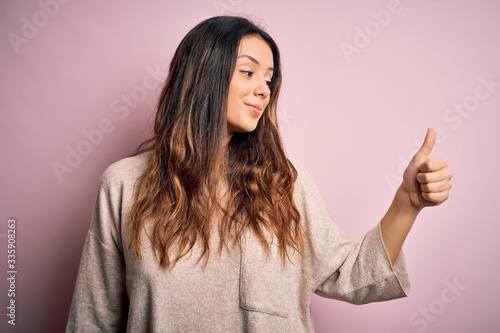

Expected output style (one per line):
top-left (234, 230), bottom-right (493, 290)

top-left (394, 184), bottom-right (422, 219)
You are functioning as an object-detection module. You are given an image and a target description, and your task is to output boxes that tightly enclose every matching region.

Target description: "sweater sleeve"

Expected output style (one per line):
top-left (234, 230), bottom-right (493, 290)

top-left (291, 158), bottom-right (411, 305)
top-left (66, 172), bottom-right (129, 332)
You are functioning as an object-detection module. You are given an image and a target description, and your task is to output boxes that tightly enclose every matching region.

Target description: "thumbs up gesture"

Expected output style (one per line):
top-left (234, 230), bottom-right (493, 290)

top-left (401, 128), bottom-right (452, 211)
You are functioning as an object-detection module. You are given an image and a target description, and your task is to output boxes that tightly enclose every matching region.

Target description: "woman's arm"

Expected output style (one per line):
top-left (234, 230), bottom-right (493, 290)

top-left (381, 128), bottom-right (452, 263)
top-left (67, 170), bottom-right (129, 332)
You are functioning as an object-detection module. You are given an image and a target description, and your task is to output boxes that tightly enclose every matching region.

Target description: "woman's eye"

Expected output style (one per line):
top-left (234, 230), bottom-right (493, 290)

top-left (240, 70), bottom-right (253, 77)
top-left (265, 80), bottom-right (272, 87)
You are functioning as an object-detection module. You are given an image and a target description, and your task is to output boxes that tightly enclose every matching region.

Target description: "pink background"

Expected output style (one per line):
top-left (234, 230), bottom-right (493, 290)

top-left (1, 0), bottom-right (499, 332)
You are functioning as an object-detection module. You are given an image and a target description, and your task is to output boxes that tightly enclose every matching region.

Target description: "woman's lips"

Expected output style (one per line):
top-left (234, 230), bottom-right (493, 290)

top-left (245, 103), bottom-right (263, 116)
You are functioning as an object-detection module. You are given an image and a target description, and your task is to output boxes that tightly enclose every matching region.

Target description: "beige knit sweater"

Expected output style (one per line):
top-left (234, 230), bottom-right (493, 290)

top-left (66, 152), bottom-right (410, 332)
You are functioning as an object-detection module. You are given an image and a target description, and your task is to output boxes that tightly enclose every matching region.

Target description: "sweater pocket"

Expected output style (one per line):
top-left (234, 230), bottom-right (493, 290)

top-left (239, 238), bottom-right (293, 318)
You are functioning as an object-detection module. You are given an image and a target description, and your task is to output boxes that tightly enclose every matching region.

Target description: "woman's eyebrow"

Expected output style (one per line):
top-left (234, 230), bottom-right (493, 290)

top-left (237, 54), bottom-right (274, 72)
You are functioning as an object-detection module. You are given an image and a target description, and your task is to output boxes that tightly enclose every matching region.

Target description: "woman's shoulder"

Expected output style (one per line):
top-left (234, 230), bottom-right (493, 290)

top-left (100, 151), bottom-right (152, 187)
top-left (287, 153), bottom-right (328, 211)
top-left (287, 154), bottom-right (317, 190)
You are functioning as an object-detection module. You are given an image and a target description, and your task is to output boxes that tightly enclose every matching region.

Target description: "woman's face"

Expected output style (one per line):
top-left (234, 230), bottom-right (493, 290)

top-left (226, 35), bottom-right (274, 138)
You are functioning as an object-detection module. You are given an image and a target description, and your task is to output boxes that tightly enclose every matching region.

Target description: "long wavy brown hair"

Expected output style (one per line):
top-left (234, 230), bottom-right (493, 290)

top-left (128, 16), bottom-right (303, 269)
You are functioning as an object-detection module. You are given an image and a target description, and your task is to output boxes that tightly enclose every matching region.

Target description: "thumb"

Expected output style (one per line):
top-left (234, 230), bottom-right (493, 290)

top-left (411, 128), bottom-right (436, 162)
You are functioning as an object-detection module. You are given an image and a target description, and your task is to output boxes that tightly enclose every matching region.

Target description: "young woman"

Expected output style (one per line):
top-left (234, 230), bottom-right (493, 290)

top-left (66, 16), bottom-right (452, 332)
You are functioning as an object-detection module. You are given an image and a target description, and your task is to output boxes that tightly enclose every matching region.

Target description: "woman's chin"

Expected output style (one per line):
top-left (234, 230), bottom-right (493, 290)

top-left (228, 124), bottom-right (259, 136)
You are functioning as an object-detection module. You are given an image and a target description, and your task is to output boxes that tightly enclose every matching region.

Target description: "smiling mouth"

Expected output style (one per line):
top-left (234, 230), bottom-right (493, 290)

top-left (245, 103), bottom-right (263, 116)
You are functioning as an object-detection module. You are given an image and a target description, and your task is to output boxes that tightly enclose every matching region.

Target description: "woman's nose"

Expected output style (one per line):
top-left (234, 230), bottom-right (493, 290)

top-left (254, 80), bottom-right (270, 98)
